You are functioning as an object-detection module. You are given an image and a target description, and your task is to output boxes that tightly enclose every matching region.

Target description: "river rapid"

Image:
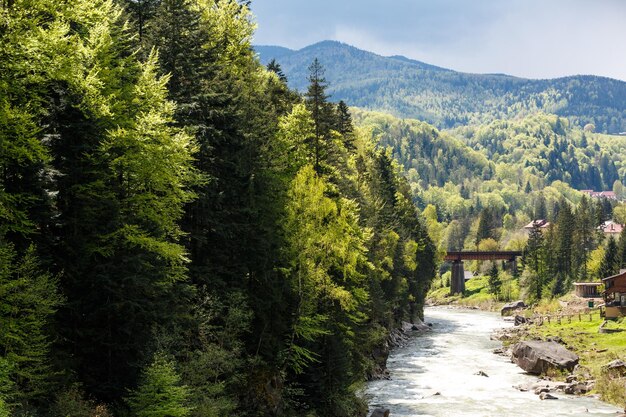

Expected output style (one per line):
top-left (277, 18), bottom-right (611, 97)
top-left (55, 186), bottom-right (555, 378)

top-left (366, 307), bottom-right (621, 417)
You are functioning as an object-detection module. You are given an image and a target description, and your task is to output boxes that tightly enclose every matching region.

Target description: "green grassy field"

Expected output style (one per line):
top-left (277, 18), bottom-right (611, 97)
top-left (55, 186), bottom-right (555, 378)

top-left (526, 315), bottom-right (626, 406)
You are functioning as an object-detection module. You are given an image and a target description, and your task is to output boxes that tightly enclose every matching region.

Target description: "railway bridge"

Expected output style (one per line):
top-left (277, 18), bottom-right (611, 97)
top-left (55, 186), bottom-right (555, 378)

top-left (444, 251), bottom-right (523, 295)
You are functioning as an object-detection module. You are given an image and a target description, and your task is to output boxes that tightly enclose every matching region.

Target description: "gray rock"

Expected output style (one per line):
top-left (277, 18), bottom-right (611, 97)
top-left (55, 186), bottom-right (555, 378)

top-left (501, 300), bottom-right (526, 316)
top-left (370, 409), bottom-right (390, 417)
top-left (534, 387), bottom-right (550, 395)
top-left (539, 392), bottom-right (558, 400)
top-left (475, 370), bottom-right (489, 377)
top-left (511, 341), bottom-right (579, 374)
top-left (603, 359), bottom-right (626, 376)
top-left (514, 315), bottom-right (527, 326)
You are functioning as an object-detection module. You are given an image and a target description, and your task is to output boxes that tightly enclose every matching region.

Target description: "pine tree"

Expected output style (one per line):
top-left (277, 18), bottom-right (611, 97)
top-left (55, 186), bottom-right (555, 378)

top-left (488, 262), bottom-right (501, 299)
top-left (127, 353), bottom-right (192, 417)
top-left (267, 58), bottom-right (288, 83)
top-left (619, 226), bottom-right (626, 269)
top-left (0, 243), bottom-right (62, 407)
top-left (475, 208), bottom-right (493, 245)
top-left (553, 201), bottom-right (575, 295)
top-left (305, 58), bottom-right (334, 172)
top-left (535, 193), bottom-right (547, 219)
top-left (599, 236), bottom-right (620, 279)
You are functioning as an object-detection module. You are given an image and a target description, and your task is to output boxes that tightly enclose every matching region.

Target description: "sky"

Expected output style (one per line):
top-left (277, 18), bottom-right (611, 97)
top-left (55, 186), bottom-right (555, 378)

top-left (250, 0), bottom-right (626, 81)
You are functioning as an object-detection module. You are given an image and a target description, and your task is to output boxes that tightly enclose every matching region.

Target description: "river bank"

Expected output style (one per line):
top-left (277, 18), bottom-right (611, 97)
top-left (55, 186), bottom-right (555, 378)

top-left (366, 307), bottom-right (622, 417)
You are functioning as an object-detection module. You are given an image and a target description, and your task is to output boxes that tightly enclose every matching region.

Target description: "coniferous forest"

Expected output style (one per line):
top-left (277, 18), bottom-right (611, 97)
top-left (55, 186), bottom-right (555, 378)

top-left (0, 1), bottom-right (436, 416)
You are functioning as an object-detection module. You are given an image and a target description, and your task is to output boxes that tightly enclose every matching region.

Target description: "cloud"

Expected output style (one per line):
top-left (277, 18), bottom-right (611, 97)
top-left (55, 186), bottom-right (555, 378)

top-left (251, 0), bottom-right (626, 80)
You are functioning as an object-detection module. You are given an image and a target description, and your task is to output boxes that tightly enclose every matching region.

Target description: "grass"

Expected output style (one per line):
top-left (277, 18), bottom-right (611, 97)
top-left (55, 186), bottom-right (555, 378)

top-left (526, 315), bottom-right (626, 407)
top-left (427, 276), bottom-right (505, 311)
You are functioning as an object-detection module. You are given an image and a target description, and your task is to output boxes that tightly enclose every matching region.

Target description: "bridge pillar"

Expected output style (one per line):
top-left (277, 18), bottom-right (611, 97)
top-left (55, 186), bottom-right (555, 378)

top-left (450, 260), bottom-right (465, 295)
top-left (506, 257), bottom-right (518, 276)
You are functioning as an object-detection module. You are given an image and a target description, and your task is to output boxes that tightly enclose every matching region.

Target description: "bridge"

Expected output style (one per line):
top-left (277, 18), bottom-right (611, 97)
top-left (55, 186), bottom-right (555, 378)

top-left (445, 251), bottom-right (523, 295)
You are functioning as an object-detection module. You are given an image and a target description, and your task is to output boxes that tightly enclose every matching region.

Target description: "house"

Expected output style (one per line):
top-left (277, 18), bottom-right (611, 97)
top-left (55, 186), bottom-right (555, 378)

top-left (523, 219), bottom-right (550, 234)
top-left (573, 282), bottom-right (602, 298)
top-left (602, 270), bottom-right (626, 319)
top-left (598, 221), bottom-right (624, 238)
top-left (581, 190), bottom-right (618, 200)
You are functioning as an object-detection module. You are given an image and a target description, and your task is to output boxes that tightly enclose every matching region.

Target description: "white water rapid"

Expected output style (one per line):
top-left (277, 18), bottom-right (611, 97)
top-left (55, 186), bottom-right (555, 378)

top-left (366, 307), bottom-right (621, 417)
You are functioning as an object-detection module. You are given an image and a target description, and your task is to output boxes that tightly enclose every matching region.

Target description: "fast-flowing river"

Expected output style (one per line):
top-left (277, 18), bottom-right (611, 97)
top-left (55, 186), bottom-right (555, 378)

top-left (366, 307), bottom-right (621, 417)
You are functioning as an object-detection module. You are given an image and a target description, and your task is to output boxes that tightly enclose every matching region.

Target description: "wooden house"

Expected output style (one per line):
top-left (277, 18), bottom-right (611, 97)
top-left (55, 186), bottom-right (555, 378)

top-left (602, 270), bottom-right (626, 319)
top-left (573, 282), bottom-right (602, 298)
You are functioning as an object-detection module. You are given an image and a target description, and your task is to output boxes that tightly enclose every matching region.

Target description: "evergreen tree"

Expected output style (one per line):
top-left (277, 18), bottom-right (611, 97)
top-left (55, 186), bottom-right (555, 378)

top-left (475, 208), bottom-right (494, 245)
top-left (305, 58), bottom-right (334, 172)
top-left (267, 58), bottom-right (288, 83)
top-left (127, 353), bottom-right (192, 417)
top-left (0, 243), bottom-right (62, 407)
top-left (335, 100), bottom-right (354, 140)
top-left (553, 201), bottom-right (575, 294)
top-left (599, 236), bottom-right (620, 279)
top-left (488, 262), bottom-right (501, 299)
top-left (619, 226), bottom-right (626, 269)
top-left (535, 193), bottom-right (547, 219)
top-left (524, 223), bottom-right (546, 302)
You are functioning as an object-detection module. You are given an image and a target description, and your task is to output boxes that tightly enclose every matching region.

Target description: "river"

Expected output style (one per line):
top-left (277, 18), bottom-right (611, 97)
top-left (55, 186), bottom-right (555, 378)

top-left (366, 307), bottom-right (621, 417)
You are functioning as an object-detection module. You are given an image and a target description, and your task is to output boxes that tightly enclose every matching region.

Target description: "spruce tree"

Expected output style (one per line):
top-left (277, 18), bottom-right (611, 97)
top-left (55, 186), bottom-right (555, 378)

top-left (599, 236), bottom-right (620, 279)
top-left (0, 243), bottom-right (62, 407)
top-left (488, 263), bottom-right (502, 299)
top-left (127, 353), bottom-right (192, 417)
top-left (618, 226), bottom-right (626, 269)
top-left (305, 58), bottom-right (334, 172)
top-left (267, 58), bottom-right (288, 83)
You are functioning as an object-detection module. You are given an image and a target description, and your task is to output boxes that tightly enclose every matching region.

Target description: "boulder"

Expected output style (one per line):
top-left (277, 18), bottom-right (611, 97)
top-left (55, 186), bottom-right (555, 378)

top-left (564, 382), bottom-right (590, 395)
top-left (511, 341), bottom-right (579, 374)
top-left (474, 370), bottom-right (489, 377)
top-left (501, 300), bottom-right (526, 316)
top-left (401, 319), bottom-right (431, 333)
top-left (514, 315), bottom-right (527, 326)
top-left (539, 392), bottom-right (558, 400)
top-left (603, 359), bottom-right (626, 377)
top-left (370, 409), bottom-right (390, 417)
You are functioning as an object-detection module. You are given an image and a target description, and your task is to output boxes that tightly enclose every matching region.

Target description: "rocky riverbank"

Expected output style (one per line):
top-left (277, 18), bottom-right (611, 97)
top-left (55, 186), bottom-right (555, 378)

top-left (368, 319), bottom-right (432, 380)
top-left (491, 322), bottom-right (626, 407)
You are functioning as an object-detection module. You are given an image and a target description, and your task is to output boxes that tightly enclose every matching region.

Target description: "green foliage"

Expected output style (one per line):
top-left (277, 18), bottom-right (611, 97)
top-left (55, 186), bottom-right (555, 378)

top-left (488, 263), bottom-right (502, 299)
top-left (127, 353), bottom-right (192, 417)
top-left (0, 243), bottom-right (62, 407)
top-left (599, 236), bottom-right (620, 279)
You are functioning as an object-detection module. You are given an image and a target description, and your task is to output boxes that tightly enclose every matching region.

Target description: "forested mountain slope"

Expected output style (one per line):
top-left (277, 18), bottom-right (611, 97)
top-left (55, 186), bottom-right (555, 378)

top-left (256, 41), bottom-right (626, 133)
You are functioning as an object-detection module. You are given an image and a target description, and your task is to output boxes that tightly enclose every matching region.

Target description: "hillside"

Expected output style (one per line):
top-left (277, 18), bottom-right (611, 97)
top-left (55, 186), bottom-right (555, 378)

top-left (256, 41), bottom-right (626, 133)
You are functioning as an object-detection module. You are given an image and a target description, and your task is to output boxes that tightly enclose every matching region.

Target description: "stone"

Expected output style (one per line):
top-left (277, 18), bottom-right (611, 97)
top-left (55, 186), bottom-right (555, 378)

top-left (501, 300), bottom-right (526, 316)
top-left (534, 387), bottom-right (550, 395)
top-left (603, 359), bottom-right (626, 376)
top-left (539, 392), bottom-right (558, 400)
top-left (514, 315), bottom-right (527, 326)
top-left (564, 382), bottom-right (590, 395)
top-left (475, 370), bottom-right (489, 377)
top-left (511, 341), bottom-right (579, 374)
top-left (370, 409), bottom-right (390, 417)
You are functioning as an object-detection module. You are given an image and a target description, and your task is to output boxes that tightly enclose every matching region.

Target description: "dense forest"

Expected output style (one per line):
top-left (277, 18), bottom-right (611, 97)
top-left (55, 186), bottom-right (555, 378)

top-left (0, 1), bottom-right (436, 416)
top-left (256, 41), bottom-right (626, 133)
top-left (353, 109), bottom-right (626, 301)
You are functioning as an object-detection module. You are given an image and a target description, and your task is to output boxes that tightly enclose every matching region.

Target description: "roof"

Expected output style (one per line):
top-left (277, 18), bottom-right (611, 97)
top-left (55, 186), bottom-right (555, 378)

top-left (582, 190), bottom-right (618, 199)
top-left (602, 270), bottom-right (626, 282)
top-left (573, 282), bottom-right (603, 286)
top-left (523, 219), bottom-right (550, 229)
top-left (599, 221), bottom-right (624, 234)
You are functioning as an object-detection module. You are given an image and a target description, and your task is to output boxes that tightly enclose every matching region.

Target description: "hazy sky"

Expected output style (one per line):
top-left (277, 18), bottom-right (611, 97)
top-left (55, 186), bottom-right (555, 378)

top-left (250, 0), bottom-right (626, 81)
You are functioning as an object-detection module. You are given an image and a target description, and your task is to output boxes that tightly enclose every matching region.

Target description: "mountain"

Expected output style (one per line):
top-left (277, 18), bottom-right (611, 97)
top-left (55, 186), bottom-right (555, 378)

top-left (255, 41), bottom-right (626, 133)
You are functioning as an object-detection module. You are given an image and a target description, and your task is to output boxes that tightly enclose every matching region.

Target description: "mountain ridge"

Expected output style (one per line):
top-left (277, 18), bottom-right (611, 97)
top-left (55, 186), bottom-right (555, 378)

top-left (255, 41), bottom-right (626, 133)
